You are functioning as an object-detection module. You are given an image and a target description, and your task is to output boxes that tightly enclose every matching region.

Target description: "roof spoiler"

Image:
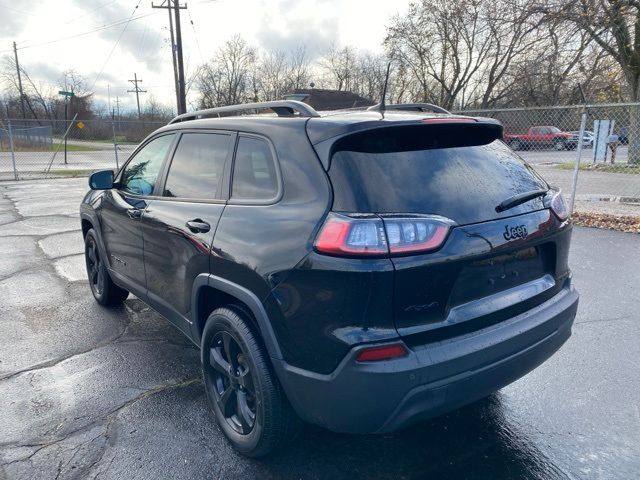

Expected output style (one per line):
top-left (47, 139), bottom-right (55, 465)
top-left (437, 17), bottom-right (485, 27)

top-left (168, 100), bottom-right (320, 124)
top-left (310, 120), bottom-right (503, 170)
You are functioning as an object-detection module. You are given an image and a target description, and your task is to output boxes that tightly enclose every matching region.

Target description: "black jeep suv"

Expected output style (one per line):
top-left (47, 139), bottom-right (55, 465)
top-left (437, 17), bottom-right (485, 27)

top-left (80, 101), bottom-right (579, 457)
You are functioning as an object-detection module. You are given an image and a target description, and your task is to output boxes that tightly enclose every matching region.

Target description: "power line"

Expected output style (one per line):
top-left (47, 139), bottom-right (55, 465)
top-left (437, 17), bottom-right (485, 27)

top-left (88, 0), bottom-right (145, 94)
top-left (1, 11), bottom-right (157, 53)
top-left (187, 8), bottom-right (205, 64)
top-left (62, 0), bottom-right (119, 26)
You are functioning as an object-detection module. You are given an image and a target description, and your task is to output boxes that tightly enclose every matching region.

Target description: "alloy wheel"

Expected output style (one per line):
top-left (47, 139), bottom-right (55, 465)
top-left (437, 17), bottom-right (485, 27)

top-left (85, 238), bottom-right (104, 296)
top-left (208, 331), bottom-right (257, 435)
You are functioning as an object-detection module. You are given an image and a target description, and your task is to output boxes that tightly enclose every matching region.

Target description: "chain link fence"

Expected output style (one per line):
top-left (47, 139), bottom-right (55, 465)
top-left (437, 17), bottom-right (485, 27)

top-left (455, 103), bottom-right (640, 217)
top-left (2, 104), bottom-right (640, 217)
top-left (0, 118), bottom-right (165, 181)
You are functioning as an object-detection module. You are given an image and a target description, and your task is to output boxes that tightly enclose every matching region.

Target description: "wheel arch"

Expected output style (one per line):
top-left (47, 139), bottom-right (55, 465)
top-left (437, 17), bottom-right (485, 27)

top-left (192, 274), bottom-right (283, 360)
top-left (80, 211), bottom-right (112, 270)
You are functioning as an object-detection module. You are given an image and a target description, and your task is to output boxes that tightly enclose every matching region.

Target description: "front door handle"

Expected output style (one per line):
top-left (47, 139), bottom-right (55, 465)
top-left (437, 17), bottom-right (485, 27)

top-left (127, 208), bottom-right (142, 219)
top-left (186, 219), bottom-right (211, 233)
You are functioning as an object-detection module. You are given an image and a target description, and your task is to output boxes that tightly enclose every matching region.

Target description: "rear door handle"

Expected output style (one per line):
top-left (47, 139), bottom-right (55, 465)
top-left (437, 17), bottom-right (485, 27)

top-left (127, 208), bottom-right (143, 219)
top-left (186, 219), bottom-right (211, 233)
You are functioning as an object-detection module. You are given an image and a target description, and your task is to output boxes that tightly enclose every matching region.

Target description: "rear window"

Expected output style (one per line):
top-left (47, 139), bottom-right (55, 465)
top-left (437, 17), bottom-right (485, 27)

top-left (329, 138), bottom-right (548, 226)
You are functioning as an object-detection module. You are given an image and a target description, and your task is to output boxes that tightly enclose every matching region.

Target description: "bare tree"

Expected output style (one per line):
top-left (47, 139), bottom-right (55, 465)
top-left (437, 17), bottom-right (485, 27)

top-left (256, 50), bottom-right (290, 101)
top-left (533, 0), bottom-right (640, 161)
top-left (320, 45), bottom-right (358, 91)
top-left (287, 46), bottom-right (311, 91)
top-left (197, 35), bottom-right (256, 108)
top-left (386, 0), bottom-right (499, 109)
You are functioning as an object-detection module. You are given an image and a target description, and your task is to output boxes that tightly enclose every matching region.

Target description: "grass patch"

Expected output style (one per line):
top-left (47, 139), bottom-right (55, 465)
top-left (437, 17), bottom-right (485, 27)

top-left (557, 162), bottom-right (640, 174)
top-left (48, 169), bottom-right (94, 178)
top-left (92, 136), bottom-right (136, 144)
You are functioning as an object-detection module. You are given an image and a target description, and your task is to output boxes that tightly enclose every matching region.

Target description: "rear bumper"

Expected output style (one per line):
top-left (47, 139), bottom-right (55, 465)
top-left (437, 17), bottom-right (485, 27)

top-left (273, 283), bottom-right (578, 434)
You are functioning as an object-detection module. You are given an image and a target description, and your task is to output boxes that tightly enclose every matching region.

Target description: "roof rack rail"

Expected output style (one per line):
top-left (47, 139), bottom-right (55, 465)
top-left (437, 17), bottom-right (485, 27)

top-left (368, 103), bottom-right (451, 114)
top-left (168, 100), bottom-right (320, 124)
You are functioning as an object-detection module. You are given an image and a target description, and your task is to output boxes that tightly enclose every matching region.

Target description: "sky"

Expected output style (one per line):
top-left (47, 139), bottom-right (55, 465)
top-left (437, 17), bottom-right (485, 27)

top-left (0, 0), bottom-right (411, 115)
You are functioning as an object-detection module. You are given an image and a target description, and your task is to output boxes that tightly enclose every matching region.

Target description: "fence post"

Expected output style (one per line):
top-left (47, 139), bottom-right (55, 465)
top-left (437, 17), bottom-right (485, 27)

top-left (45, 113), bottom-right (78, 175)
top-left (6, 115), bottom-right (18, 181)
top-left (111, 110), bottom-right (119, 170)
top-left (570, 109), bottom-right (587, 214)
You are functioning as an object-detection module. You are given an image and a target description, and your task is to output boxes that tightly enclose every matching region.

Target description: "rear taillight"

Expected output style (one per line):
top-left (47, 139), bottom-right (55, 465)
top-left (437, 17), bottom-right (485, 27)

top-left (314, 214), bottom-right (387, 256)
top-left (383, 217), bottom-right (451, 254)
top-left (548, 190), bottom-right (569, 221)
top-left (314, 213), bottom-right (452, 257)
top-left (356, 343), bottom-right (408, 362)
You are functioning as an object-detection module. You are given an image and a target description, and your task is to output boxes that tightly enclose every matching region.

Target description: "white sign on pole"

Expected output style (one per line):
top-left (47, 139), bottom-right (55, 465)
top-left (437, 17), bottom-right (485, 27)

top-left (593, 119), bottom-right (615, 162)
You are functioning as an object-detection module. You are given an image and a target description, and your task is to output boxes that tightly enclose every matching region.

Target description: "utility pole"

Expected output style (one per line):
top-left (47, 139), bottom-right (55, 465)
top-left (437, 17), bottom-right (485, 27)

top-left (174, 1), bottom-right (186, 114)
top-left (13, 42), bottom-right (26, 119)
top-left (127, 73), bottom-right (146, 119)
top-left (152, 0), bottom-right (181, 113)
top-left (151, 0), bottom-right (187, 114)
top-left (115, 96), bottom-right (121, 133)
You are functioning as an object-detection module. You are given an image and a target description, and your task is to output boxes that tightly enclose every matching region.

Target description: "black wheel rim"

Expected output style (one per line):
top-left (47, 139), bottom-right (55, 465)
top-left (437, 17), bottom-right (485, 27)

top-left (207, 331), bottom-right (256, 435)
top-left (85, 238), bottom-right (104, 295)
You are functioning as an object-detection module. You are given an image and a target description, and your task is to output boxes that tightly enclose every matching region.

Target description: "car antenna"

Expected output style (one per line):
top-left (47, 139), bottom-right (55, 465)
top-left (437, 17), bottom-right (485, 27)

top-left (370, 62), bottom-right (391, 117)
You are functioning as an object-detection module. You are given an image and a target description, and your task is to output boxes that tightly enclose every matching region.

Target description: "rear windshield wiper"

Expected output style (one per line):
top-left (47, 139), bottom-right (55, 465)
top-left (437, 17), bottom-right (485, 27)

top-left (495, 189), bottom-right (548, 213)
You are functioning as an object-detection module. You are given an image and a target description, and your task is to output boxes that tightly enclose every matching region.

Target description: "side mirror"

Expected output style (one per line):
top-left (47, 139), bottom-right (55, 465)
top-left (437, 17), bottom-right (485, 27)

top-left (89, 169), bottom-right (114, 190)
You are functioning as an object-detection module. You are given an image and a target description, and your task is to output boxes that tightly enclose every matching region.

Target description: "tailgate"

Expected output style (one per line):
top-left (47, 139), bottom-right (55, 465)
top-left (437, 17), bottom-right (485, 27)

top-left (391, 209), bottom-right (572, 344)
top-left (320, 120), bottom-right (571, 343)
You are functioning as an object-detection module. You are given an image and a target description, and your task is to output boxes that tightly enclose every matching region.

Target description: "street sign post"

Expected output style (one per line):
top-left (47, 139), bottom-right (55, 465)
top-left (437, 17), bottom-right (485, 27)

top-left (59, 91), bottom-right (75, 164)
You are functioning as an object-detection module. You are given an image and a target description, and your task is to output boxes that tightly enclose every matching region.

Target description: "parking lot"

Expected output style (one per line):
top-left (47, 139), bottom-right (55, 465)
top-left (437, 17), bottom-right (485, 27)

top-left (0, 178), bottom-right (639, 480)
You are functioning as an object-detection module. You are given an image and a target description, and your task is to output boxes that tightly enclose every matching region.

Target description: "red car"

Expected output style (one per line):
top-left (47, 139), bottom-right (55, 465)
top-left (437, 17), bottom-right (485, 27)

top-left (505, 126), bottom-right (578, 151)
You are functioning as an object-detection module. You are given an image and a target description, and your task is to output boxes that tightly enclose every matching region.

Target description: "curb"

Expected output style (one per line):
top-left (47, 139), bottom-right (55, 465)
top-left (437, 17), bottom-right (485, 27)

top-left (575, 194), bottom-right (640, 205)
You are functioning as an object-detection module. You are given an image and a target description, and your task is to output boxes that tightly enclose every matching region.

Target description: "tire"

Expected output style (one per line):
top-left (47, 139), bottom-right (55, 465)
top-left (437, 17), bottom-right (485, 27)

top-left (554, 139), bottom-right (566, 151)
top-left (84, 229), bottom-right (129, 306)
top-left (201, 307), bottom-right (302, 457)
top-left (509, 139), bottom-right (522, 151)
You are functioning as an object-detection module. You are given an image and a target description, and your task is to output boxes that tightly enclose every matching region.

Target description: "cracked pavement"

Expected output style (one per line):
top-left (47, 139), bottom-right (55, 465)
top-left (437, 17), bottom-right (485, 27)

top-left (0, 178), bottom-right (639, 480)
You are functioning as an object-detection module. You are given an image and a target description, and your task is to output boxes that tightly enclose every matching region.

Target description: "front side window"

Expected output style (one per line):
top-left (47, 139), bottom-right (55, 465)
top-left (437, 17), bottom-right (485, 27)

top-left (163, 133), bottom-right (230, 199)
top-left (121, 134), bottom-right (175, 195)
top-left (231, 136), bottom-right (278, 201)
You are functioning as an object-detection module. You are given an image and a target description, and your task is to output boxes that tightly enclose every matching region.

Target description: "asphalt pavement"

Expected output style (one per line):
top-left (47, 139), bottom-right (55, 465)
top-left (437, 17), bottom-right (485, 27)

top-left (0, 178), bottom-right (639, 480)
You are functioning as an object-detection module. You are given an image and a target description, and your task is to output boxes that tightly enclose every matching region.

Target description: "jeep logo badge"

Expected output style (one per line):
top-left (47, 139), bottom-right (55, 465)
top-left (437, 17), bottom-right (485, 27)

top-left (503, 224), bottom-right (528, 241)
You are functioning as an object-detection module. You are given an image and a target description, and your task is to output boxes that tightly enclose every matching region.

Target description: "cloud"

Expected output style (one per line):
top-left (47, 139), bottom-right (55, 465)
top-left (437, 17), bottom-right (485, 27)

top-left (70, 0), bottom-right (167, 73)
top-left (0, 1), bottom-right (43, 37)
top-left (254, 0), bottom-right (340, 58)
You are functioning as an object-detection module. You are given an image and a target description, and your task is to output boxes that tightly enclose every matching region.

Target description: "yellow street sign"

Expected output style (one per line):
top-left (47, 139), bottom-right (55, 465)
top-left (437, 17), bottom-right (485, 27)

top-left (77, 121), bottom-right (85, 129)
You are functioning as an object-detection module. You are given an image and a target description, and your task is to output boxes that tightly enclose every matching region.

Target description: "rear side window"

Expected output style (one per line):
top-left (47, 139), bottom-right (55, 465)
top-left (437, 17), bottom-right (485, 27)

top-left (121, 134), bottom-right (175, 195)
top-left (163, 133), bottom-right (230, 199)
top-left (231, 136), bottom-right (278, 201)
top-left (329, 133), bottom-right (548, 226)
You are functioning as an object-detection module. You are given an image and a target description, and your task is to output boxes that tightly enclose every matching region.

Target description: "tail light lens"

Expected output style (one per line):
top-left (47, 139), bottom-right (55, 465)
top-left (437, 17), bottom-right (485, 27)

top-left (383, 217), bottom-right (451, 254)
top-left (314, 213), bottom-right (452, 257)
top-left (548, 190), bottom-right (569, 220)
top-left (314, 213), bottom-right (387, 255)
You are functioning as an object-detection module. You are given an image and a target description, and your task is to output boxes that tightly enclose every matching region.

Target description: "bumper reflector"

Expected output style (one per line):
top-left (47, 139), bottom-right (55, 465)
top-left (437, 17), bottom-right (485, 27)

top-left (356, 343), bottom-right (408, 362)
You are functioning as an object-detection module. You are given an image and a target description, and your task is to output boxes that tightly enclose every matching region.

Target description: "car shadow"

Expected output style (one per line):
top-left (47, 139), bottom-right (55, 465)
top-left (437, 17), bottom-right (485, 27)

top-left (258, 394), bottom-right (567, 480)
